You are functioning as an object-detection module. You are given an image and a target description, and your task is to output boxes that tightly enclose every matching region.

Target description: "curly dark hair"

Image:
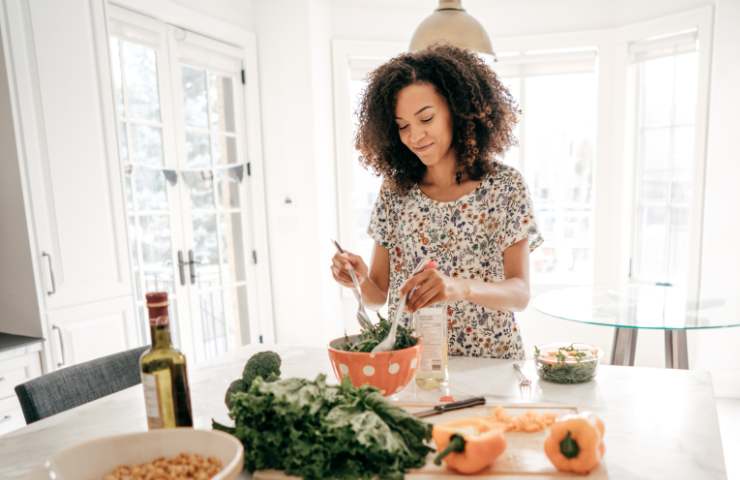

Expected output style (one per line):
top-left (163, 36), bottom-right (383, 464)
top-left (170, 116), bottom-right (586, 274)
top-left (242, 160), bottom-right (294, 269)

top-left (355, 44), bottom-right (519, 193)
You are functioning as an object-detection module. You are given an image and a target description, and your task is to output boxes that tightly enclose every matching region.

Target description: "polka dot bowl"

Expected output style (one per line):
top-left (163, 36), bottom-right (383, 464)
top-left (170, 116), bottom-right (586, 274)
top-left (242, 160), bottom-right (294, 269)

top-left (327, 335), bottom-right (422, 396)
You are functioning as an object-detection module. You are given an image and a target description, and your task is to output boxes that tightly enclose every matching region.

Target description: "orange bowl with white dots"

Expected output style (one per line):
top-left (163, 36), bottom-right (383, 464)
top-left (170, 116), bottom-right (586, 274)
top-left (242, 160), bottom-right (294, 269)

top-left (327, 335), bottom-right (422, 396)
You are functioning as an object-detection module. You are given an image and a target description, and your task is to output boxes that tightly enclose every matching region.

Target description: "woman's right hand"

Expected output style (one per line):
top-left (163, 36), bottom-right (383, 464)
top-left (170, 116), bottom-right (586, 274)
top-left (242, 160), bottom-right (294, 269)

top-left (331, 250), bottom-right (369, 288)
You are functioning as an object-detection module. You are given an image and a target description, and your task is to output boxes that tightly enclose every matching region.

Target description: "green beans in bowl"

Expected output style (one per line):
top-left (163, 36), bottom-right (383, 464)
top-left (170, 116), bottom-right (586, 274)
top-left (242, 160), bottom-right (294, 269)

top-left (534, 343), bottom-right (603, 384)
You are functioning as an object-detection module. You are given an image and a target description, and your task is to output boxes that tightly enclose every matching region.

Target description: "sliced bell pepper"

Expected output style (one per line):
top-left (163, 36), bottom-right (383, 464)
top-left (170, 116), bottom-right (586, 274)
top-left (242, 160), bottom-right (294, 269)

top-left (432, 417), bottom-right (507, 474)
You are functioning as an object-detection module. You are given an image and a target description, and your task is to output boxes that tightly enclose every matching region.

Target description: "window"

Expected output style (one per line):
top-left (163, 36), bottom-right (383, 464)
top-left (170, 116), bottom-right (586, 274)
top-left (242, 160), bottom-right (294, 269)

top-left (496, 52), bottom-right (598, 285)
top-left (628, 31), bottom-right (699, 287)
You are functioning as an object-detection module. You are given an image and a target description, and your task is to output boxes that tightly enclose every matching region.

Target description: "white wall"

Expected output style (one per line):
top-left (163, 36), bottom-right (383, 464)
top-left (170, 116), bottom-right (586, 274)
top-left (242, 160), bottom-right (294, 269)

top-left (694, 0), bottom-right (740, 397)
top-left (248, 0), bottom-right (740, 395)
top-left (252, 0), bottom-right (340, 345)
top-left (171, 0), bottom-right (254, 31)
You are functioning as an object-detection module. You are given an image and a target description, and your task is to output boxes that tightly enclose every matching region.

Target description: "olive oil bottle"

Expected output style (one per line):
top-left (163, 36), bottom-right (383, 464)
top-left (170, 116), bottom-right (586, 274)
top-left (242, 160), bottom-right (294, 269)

top-left (140, 291), bottom-right (193, 429)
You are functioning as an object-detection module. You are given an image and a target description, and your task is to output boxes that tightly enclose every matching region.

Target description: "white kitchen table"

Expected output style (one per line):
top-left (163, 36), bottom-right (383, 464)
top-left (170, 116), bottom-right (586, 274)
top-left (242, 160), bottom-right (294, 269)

top-left (0, 344), bottom-right (727, 479)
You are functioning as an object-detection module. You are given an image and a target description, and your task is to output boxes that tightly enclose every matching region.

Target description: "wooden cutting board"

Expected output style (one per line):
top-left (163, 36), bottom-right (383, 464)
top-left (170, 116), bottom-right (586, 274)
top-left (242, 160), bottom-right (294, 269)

top-left (252, 403), bottom-right (609, 479)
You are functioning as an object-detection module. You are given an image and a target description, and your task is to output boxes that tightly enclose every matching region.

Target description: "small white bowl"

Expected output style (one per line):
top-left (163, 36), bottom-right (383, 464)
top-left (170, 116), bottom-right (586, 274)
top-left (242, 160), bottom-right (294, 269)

top-left (42, 428), bottom-right (243, 480)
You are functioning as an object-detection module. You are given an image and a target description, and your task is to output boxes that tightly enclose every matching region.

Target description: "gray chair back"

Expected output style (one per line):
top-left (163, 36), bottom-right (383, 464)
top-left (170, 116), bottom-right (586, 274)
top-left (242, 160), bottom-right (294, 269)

top-left (14, 345), bottom-right (148, 424)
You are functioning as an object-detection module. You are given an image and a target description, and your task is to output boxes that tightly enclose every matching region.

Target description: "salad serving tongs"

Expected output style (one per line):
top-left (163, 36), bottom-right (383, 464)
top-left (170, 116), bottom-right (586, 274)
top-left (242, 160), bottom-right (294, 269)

top-left (332, 240), bottom-right (374, 331)
top-left (371, 257), bottom-right (430, 353)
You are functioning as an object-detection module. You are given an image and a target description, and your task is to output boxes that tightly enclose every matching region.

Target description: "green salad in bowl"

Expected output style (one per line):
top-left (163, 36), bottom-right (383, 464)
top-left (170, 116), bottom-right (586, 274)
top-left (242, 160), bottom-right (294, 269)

top-left (534, 343), bottom-right (603, 384)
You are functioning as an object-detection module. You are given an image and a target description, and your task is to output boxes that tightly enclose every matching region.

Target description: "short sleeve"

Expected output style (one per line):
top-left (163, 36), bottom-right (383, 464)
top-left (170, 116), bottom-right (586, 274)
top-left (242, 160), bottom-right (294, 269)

top-left (501, 169), bottom-right (543, 252)
top-left (367, 184), bottom-right (397, 249)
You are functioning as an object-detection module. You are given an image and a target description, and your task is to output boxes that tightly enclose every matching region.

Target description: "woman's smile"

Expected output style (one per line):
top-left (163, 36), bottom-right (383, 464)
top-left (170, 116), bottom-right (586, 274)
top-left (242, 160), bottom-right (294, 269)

top-left (413, 142), bottom-right (434, 154)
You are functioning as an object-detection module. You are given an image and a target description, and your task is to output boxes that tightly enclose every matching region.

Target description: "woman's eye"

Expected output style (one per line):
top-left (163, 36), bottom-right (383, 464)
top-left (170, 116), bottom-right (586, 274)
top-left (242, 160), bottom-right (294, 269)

top-left (421, 117), bottom-right (433, 123)
top-left (398, 124), bottom-right (409, 130)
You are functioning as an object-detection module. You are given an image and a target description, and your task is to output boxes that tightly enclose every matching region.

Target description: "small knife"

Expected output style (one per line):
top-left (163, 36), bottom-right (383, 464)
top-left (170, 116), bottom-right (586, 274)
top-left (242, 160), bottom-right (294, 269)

top-left (412, 396), bottom-right (486, 418)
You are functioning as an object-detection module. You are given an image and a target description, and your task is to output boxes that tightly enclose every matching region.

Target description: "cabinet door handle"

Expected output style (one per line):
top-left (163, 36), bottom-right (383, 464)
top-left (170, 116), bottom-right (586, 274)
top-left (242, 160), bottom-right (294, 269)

top-left (42, 251), bottom-right (56, 296)
top-left (177, 250), bottom-right (186, 286)
top-left (188, 249), bottom-right (196, 285)
top-left (0, 376), bottom-right (5, 382)
top-left (0, 415), bottom-right (11, 424)
top-left (52, 324), bottom-right (66, 367)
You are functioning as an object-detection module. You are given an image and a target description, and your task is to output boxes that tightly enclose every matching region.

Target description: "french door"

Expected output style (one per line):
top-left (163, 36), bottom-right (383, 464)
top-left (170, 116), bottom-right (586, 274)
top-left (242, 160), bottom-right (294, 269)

top-left (108, 6), bottom-right (253, 363)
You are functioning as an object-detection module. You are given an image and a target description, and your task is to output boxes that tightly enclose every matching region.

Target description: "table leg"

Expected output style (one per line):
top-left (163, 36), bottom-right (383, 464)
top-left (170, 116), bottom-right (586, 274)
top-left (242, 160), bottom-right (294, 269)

top-left (611, 328), bottom-right (638, 366)
top-left (664, 330), bottom-right (689, 369)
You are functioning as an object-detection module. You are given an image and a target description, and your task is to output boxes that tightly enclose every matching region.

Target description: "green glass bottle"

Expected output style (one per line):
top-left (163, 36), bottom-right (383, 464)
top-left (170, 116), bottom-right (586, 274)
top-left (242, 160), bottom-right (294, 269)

top-left (140, 291), bottom-right (193, 429)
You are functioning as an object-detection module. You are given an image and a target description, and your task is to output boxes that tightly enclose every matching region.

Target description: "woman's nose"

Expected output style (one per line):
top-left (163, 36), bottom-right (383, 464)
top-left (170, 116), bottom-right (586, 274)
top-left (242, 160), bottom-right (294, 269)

top-left (409, 126), bottom-right (425, 144)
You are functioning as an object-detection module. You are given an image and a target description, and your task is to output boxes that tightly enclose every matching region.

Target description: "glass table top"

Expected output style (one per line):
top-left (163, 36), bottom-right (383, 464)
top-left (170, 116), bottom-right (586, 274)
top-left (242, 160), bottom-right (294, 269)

top-left (532, 284), bottom-right (740, 330)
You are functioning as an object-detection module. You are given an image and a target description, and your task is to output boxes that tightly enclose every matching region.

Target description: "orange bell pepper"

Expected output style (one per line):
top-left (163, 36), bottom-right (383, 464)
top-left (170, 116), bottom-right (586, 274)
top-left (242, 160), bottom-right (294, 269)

top-left (432, 417), bottom-right (507, 474)
top-left (544, 412), bottom-right (605, 475)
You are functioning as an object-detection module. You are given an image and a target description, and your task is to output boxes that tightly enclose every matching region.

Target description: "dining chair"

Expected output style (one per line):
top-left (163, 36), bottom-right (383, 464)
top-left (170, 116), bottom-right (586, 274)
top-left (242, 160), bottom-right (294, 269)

top-left (14, 345), bottom-right (148, 424)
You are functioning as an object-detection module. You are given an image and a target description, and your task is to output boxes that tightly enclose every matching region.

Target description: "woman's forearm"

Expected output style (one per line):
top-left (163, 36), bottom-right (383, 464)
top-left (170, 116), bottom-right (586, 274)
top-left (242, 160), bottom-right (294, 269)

top-left (458, 277), bottom-right (530, 312)
top-left (359, 276), bottom-right (389, 310)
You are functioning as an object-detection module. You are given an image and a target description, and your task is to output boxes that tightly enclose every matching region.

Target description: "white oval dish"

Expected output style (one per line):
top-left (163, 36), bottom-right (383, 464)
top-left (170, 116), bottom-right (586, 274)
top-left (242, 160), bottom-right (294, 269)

top-left (42, 428), bottom-right (242, 480)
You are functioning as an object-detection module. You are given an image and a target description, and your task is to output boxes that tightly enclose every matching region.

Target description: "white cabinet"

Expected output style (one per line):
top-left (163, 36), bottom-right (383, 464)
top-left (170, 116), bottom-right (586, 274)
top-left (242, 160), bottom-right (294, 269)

top-left (19, 0), bottom-right (131, 310)
top-left (47, 297), bottom-right (137, 368)
top-left (0, 344), bottom-right (42, 435)
top-left (0, 0), bottom-right (138, 369)
top-left (0, 396), bottom-right (26, 436)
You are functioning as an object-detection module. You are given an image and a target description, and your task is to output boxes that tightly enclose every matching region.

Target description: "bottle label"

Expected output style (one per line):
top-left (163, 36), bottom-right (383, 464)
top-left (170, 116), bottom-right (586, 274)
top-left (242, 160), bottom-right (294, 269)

top-left (142, 373), bottom-right (163, 429)
top-left (149, 315), bottom-right (169, 327)
top-left (415, 306), bottom-right (446, 372)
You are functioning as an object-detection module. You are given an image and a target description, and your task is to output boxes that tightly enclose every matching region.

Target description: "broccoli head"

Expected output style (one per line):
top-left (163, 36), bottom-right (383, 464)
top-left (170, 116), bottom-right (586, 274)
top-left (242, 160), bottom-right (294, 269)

top-left (224, 378), bottom-right (246, 410)
top-left (242, 350), bottom-right (281, 388)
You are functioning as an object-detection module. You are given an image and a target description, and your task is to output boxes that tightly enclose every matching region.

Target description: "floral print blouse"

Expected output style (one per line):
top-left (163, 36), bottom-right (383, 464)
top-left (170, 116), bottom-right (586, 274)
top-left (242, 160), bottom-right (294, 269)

top-left (368, 162), bottom-right (543, 359)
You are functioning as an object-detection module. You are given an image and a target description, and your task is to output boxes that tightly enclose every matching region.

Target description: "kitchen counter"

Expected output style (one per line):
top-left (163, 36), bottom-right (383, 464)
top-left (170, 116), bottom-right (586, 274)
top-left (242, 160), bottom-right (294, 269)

top-left (0, 344), bottom-right (726, 479)
top-left (0, 333), bottom-right (43, 354)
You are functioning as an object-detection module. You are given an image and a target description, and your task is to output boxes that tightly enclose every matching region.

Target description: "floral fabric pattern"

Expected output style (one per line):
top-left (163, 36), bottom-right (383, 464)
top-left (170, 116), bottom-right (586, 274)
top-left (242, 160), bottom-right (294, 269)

top-left (368, 162), bottom-right (543, 359)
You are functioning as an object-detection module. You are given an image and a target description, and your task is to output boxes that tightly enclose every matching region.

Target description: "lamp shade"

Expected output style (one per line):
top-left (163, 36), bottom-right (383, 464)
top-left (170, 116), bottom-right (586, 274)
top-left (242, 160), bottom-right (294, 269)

top-left (409, 0), bottom-right (493, 55)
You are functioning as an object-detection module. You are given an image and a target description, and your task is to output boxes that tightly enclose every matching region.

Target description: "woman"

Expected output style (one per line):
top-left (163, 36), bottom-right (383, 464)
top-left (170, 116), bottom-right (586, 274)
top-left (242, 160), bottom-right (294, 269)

top-left (331, 45), bottom-right (542, 359)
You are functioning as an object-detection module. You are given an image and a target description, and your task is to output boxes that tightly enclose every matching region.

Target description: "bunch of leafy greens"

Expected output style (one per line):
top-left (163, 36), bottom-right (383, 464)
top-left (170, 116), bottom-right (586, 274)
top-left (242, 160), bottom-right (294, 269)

top-left (338, 313), bottom-right (418, 352)
top-left (213, 374), bottom-right (433, 480)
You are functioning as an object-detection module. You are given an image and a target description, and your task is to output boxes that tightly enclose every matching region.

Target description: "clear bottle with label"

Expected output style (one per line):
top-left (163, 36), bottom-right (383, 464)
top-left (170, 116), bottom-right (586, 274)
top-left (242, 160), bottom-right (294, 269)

top-left (413, 305), bottom-right (449, 390)
top-left (140, 291), bottom-right (193, 429)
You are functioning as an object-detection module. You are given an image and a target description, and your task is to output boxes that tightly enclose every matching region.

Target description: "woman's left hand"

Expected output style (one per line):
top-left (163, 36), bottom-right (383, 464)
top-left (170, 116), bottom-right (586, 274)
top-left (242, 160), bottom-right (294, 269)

top-left (400, 264), bottom-right (467, 312)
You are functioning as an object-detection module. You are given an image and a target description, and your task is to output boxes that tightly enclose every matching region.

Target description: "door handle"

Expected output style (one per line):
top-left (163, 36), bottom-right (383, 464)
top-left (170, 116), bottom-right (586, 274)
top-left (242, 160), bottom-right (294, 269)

top-left (41, 251), bottom-right (56, 296)
top-left (177, 250), bottom-right (187, 286)
top-left (52, 324), bottom-right (66, 367)
top-left (188, 249), bottom-right (196, 285)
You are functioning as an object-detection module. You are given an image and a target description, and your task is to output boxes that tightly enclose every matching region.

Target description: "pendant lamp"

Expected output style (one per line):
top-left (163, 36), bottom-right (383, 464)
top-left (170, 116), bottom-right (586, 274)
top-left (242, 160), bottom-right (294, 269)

top-left (409, 0), bottom-right (494, 56)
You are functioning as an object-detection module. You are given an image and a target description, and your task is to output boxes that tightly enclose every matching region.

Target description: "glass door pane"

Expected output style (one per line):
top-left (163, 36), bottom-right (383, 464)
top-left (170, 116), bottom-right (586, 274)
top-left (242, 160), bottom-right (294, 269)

top-left (178, 63), bottom-right (249, 363)
top-left (110, 35), bottom-right (183, 345)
